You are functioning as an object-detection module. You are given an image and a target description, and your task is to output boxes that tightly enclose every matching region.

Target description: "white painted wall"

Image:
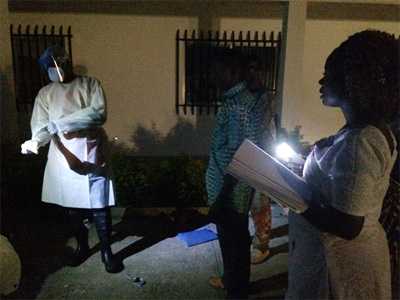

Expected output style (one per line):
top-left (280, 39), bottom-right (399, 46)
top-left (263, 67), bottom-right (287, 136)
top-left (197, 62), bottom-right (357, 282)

top-left (5, 5), bottom-right (399, 152)
top-left (8, 13), bottom-right (199, 154)
top-left (220, 17), bottom-right (282, 33)
top-left (6, 12), bottom-right (282, 154)
top-left (1, 1), bottom-right (18, 145)
top-left (278, 1), bottom-right (307, 141)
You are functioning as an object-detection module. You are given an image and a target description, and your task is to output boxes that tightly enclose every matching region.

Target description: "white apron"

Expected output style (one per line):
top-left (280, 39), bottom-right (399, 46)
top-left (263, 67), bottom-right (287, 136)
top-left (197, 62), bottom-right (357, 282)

top-left (29, 76), bottom-right (115, 209)
top-left (42, 134), bottom-right (115, 209)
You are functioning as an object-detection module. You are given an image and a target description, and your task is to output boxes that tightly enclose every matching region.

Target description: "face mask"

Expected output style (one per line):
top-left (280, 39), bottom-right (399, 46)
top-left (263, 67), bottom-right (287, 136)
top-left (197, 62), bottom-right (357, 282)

top-left (48, 67), bottom-right (64, 82)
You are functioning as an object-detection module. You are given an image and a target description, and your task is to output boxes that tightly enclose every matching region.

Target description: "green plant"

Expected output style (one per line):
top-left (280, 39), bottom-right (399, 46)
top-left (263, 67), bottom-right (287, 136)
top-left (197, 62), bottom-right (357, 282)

top-left (109, 147), bottom-right (208, 207)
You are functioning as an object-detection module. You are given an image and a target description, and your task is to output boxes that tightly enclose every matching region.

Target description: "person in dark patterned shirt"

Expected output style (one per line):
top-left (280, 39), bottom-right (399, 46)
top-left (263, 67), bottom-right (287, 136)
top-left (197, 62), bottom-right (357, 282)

top-left (206, 49), bottom-right (270, 299)
top-left (245, 54), bottom-right (278, 265)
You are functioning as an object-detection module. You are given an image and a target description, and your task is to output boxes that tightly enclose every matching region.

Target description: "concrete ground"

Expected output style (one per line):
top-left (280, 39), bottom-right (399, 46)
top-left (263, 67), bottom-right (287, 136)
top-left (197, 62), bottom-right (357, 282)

top-left (7, 205), bottom-right (288, 300)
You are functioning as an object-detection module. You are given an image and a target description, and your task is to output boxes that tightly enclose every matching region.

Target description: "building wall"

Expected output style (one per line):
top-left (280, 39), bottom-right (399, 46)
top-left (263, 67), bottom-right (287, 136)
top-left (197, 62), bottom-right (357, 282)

top-left (6, 3), bottom-right (400, 153)
top-left (7, 11), bottom-right (283, 154)
top-left (220, 17), bottom-right (282, 33)
top-left (1, 1), bottom-right (18, 145)
top-left (8, 12), bottom-right (199, 153)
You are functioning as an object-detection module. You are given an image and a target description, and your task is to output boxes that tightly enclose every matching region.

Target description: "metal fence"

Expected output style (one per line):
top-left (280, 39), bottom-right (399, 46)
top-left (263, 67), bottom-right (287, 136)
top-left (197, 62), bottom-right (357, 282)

top-left (176, 30), bottom-right (281, 115)
top-left (10, 24), bottom-right (73, 112)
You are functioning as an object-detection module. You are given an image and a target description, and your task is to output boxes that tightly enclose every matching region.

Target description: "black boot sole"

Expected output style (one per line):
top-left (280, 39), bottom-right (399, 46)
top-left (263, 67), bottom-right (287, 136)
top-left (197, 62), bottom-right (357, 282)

top-left (104, 261), bottom-right (124, 273)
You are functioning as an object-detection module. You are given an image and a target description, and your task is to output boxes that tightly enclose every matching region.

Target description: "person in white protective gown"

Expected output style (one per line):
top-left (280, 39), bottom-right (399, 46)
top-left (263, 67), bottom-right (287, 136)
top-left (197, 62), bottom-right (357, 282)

top-left (21, 46), bottom-right (123, 273)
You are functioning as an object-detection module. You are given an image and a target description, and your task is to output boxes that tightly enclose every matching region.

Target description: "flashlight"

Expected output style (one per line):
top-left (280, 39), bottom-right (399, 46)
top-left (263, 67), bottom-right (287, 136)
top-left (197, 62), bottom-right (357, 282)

top-left (275, 142), bottom-right (305, 164)
top-left (274, 142), bottom-right (305, 177)
top-left (275, 142), bottom-right (296, 162)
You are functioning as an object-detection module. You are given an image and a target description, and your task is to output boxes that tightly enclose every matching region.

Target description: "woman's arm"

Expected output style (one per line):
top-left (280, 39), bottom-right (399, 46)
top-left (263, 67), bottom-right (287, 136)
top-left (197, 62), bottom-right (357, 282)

top-left (301, 199), bottom-right (364, 240)
top-left (48, 78), bottom-right (106, 134)
top-left (30, 93), bottom-right (52, 147)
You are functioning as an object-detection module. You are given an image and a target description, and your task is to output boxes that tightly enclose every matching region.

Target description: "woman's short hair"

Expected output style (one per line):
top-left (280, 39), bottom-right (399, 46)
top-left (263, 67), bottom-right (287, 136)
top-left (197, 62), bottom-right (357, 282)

top-left (326, 30), bottom-right (399, 123)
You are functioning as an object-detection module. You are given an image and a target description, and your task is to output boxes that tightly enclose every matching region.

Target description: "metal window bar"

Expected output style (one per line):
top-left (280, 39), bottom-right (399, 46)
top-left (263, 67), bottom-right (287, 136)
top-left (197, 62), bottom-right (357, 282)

top-left (176, 30), bottom-right (281, 115)
top-left (10, 24), bottom-right (73, 112)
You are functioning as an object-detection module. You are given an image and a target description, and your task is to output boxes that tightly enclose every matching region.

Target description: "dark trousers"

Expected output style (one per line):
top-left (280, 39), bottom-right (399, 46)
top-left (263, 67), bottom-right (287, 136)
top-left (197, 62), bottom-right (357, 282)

top-left (216, 208), bottom-right (251, 299)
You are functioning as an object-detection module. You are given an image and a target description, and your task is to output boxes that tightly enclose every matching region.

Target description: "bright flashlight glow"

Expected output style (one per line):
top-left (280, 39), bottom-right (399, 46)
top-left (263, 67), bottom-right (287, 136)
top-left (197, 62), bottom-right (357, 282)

top-left (275, 142), bottom-right (296, 162)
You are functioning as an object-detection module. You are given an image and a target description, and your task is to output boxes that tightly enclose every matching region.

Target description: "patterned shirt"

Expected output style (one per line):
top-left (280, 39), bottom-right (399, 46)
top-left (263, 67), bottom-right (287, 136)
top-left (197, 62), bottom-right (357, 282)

top-left (206, 82), bottom-right (270, 213)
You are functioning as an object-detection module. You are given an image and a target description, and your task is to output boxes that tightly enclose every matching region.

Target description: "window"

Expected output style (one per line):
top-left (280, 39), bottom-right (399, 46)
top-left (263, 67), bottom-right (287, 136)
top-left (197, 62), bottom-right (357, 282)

top-left (10, 25), bottom-right (73, 112)
top-left (176, 30), bottom-right (281, 115)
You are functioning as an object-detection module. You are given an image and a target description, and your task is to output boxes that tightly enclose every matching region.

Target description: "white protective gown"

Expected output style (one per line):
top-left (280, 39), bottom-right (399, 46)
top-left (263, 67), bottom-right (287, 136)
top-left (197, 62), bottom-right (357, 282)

top-left (29, 76), bottom-right (115, 209)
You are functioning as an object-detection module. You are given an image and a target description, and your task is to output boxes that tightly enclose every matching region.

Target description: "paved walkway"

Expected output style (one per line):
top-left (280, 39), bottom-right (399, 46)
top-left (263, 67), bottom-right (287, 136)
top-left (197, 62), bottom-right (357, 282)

top-left (7, 205), bottom-right (288, 300)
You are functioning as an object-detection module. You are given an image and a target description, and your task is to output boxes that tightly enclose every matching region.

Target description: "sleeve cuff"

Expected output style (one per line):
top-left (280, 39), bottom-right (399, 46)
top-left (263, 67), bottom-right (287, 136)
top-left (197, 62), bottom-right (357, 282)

top-left (47, 121), bottom-right (59, 134)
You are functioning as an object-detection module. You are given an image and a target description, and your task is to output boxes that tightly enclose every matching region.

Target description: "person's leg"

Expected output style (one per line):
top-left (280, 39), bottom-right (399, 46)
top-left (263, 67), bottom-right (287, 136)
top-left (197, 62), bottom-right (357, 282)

top-left (92, 207), bottom-right (124, 273)
top-left (390, 239), bottom-right (399, 300)
top-left (217, 209), bottom-right (251, 299)
top-left (66, 208), bottom-right (90, 266)
top-left (229, 210), bottom-right (251, 299)
top-left (214, 220), bottom-right (232, 289)
top-left (250, 195), bottom-right (272, 264)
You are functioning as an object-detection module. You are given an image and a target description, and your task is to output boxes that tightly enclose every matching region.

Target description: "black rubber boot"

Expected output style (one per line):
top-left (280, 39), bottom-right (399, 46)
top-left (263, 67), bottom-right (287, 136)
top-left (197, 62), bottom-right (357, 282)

top-left (92, 208), bottom-right (124, 273)
top-left (66, 209), bottom-right (90, 266)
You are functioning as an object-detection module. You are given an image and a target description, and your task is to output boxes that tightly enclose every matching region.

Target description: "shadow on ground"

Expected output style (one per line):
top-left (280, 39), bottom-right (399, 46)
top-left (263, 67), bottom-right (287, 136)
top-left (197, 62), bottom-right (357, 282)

top-left (4, 207), bottom-right (211, 299)
top-left (111, 208), bottom-right (210, 262)
top-left (250, 272), bottom-right (289, 299)
top-left (3, 204), bottom-right (71, 299)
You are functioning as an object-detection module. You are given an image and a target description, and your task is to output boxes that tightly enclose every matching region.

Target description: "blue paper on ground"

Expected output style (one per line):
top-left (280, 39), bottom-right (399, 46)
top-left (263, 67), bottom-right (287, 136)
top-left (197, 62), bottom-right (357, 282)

top-left (176, 228), bottom-right (218, 247)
